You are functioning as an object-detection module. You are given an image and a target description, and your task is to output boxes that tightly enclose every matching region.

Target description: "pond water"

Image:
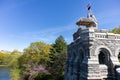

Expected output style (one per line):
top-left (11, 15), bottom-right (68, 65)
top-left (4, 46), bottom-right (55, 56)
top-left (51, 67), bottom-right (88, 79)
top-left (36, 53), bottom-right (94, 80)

top-left (0, 66), bottom-right (10, 80)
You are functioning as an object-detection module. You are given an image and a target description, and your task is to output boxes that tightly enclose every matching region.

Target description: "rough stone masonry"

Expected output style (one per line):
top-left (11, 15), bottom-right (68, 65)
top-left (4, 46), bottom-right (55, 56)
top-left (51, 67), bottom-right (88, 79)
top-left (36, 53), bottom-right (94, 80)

top-left (64, 12), bottom-right (120, 80)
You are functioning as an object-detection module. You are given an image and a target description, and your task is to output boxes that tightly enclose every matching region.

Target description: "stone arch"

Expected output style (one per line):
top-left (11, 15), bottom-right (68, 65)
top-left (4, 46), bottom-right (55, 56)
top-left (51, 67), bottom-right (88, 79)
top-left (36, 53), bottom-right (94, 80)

top-left (96, 47), bottom-right (116, 78)
top-left (98, 48), bottom-right (111, 65)
top-left (95, 45), bottom-right (112, 57)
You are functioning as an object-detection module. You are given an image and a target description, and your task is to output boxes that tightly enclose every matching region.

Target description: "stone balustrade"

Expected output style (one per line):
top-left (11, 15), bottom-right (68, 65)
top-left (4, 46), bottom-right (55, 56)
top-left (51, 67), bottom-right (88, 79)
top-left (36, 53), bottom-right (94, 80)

top-left (94, 33), bottom-right (120, 40)
top-left (74, 28), bottom-right (120, 42)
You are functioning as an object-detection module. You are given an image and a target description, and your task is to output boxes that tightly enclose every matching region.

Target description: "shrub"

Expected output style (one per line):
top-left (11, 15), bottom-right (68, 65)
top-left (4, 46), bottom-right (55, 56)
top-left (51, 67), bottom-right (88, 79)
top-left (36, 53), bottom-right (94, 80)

top-left (29, 65), bottom-right (52, 80)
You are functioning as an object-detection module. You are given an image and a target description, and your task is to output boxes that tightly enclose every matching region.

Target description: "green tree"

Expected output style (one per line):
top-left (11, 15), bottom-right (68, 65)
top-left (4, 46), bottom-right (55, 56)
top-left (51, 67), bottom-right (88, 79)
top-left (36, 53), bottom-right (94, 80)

top-left (0, 52), bottom-right (6, 64)
top-left (0, 52), bottom-right (12, 65)
top-left (23, 42), bottom-right (51, 66)
top-left (53, 35), bottom-right (67, 53)
top-left (8, 52), bottom-right (21, 69)
top-left (11, 49), bottom-right (21, 55)
top-left (48, 35), bottom-right (67, 80)
top-left (8, 50), bottom-right (22, 80)
top-left (109, 27), bottom-right (120, 34)
top-left (18, 42), bottom-right (51, 80)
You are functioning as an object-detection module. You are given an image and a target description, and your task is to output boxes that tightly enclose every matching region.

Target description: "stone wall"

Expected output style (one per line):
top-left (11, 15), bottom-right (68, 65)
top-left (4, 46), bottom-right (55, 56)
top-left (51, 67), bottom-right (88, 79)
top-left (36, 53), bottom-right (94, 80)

top-left (64, 28), bottom-right (120, 80)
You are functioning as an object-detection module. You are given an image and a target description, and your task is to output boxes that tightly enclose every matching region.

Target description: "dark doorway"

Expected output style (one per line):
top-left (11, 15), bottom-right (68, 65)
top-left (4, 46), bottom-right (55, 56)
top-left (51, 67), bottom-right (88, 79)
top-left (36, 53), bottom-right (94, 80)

top-left (98, 48), bottom-right (111, 65)
top-left (99, 51), bottom-right (106, 64)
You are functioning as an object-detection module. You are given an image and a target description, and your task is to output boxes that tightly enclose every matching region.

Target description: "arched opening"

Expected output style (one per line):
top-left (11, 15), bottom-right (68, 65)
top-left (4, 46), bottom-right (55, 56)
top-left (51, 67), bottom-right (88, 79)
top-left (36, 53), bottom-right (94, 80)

top-left (98, 48), bottom-right (110, 65)
top-left (97, 47), bottom-right (115, 78)
top-left (99, 51), bottom-right (105, 64)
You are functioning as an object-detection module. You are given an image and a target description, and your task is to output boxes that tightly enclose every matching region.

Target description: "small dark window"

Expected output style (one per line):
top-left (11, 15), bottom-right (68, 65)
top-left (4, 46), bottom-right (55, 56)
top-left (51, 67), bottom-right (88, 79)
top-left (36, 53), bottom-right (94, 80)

top-left (90, 14), bottom-right (92, 17)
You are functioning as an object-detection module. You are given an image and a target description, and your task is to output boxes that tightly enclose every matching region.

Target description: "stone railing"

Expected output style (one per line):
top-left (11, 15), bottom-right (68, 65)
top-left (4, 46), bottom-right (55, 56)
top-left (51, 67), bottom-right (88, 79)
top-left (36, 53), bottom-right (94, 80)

top-left (73, 28), bottom-right (120, 42)
top-left (94, 32), bottom-right (120, 40)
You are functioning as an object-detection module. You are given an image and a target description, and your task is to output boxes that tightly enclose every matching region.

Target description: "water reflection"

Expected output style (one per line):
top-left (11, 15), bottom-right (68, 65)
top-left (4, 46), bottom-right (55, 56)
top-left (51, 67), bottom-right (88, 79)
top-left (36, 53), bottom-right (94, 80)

top-left (0, 66), bottom-right (10, 80)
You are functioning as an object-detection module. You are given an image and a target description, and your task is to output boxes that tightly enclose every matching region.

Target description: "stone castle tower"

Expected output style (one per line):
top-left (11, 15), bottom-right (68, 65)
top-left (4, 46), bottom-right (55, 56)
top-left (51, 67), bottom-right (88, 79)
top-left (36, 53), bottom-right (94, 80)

top-left (64, 12), bottom-right (120, 80)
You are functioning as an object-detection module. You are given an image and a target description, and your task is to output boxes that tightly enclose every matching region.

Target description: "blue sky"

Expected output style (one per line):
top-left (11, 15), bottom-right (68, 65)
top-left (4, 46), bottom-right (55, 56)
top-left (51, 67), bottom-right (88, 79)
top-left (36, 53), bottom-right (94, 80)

top-left (0, 0), bottom-right (120, 51)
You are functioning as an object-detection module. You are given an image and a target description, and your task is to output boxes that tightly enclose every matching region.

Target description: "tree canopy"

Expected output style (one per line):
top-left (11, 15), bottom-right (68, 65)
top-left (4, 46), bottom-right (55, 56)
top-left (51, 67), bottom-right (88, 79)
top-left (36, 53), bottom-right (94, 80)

top-left (2, 35), bottom-right (67, 80)
top-left (109, 27), bottom-right (120, 34)
top-left (48, 35), bottom-right (67, 80)
top-left (18, 42), bottom-right (52, 69)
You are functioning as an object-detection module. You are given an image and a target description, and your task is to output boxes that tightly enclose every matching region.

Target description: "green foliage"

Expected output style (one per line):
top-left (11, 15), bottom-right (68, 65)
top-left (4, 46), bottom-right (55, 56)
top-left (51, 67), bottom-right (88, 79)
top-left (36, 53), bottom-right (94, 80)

top-left (0, 52), bottom-right (12, 65)
top-left (53, 35), bottom-right (67, 53)
top-left (0, 51), bottom-right (22, 80)
top-left (8, 58), bottom-right (19, 69)
top-left (30, 72), bottom-right (52, 80)
top-left (109, 27), bottom-right (120, 34)
top-left (18, 42), bottom-right (52, 80)
top-left (8, 52), bottom-right (21, 69)
top-left (0, 50), bottom-right (21, 67)
top-left (10, 69), bottom-right (21, 80)
top-left (18, 42), bottom-right (51, 69)
top-left (11, 49), bottom-right (21, 55)
top-left (48, 35), bottom-right (67, 80)
top-left (23, 42), bottom-right (51, 65)
top-left (2, 36), bottom-right (67, 80)
top-left (0, 52), bottom-right (6, 64)
top-left (7, 51), bottom-right (22, 80)
top-left (18, 36), bottom-right (67, 80)
top-left (49, 52), bottom-right (66, 80)
top-left (24, 42), bottom-right (51, 55)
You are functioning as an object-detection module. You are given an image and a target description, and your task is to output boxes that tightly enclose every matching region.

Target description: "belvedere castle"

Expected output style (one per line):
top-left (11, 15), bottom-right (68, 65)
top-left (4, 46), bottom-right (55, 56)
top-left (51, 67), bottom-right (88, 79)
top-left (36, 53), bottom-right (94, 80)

top-left (64, 12), bottom-right (120, 80)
